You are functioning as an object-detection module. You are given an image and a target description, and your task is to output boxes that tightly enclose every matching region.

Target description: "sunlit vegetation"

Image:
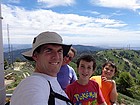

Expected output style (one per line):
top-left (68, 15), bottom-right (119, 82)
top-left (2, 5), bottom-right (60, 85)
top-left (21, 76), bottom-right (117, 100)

top-left (4, 49), bottom-right (140, 104)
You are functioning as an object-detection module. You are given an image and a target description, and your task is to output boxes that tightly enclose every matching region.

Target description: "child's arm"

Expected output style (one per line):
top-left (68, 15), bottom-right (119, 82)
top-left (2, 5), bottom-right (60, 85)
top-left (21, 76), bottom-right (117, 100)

top-left (110, 80), bottom-right (117, 103)
top-left (102, 77), bottom-right (118, 104)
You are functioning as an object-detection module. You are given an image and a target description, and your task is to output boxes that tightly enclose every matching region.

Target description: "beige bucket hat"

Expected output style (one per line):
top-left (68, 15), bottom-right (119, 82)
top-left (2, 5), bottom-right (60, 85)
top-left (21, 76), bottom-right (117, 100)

top-left (22, 31), bottom-right (72, 61)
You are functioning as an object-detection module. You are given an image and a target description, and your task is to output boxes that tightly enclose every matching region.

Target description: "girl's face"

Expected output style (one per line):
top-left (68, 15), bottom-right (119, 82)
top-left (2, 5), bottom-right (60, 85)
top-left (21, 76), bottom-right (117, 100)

top-left (78, 60), bottom-right (94, 81)
top-left (102, 64), bottom-right (115, 79)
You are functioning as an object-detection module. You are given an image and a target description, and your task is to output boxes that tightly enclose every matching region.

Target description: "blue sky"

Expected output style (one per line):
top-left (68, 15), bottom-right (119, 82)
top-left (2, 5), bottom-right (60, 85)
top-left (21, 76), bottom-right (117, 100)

top-left (1, 0), bottom-right (140, 48)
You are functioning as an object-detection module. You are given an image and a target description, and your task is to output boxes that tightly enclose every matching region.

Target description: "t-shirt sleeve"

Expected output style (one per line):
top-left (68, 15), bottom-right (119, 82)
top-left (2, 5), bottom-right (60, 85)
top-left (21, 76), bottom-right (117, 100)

top-left (70, 67), bottom-right (77, 83)
top-left (65, 84), bottom-right (74, 102)
top-left (10, 76), bottom-right (50, 105)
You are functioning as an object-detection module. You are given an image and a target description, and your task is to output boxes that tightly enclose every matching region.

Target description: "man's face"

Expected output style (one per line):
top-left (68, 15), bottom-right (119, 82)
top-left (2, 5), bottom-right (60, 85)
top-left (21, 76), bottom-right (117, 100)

top-left (102, 64), bottom-right (115, 79)
top-left (33, 44), bottom-right (63, 77)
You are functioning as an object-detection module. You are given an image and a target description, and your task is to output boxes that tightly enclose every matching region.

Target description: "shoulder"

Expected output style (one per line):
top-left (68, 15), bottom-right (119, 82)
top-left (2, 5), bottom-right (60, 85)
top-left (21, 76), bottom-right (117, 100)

top-left (67, 65), bottom-right (76, 72)
top-left (15, 75), bottom-right (50, 92)
top-left (89, 80), bottom-right (99, 85)
top-left (10, 75), bottom-right (50, 104)
top-left (89, 80), bottom-right (100, 89)
top-left (65, 81), bottom-right (78, 95)
top-left (26, 75), bottom-right (49, 84)
top-left (66, 81), bottom-right (77, 89)
top-left (67, 65), bottom-right (73, 69)
top-left (90, 75), bottom-right (101, 80)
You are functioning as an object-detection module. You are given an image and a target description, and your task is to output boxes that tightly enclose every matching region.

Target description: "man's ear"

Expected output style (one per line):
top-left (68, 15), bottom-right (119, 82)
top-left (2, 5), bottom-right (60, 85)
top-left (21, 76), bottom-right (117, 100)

top-left (32, 52), bottom-right (38, 61)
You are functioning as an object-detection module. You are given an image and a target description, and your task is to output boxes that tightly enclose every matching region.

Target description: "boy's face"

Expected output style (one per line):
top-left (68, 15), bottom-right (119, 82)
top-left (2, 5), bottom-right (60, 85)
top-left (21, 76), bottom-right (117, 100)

top-left (102, 64), bottom-right (115, 79)
top-left (77, 60), bottom-right (94, 80)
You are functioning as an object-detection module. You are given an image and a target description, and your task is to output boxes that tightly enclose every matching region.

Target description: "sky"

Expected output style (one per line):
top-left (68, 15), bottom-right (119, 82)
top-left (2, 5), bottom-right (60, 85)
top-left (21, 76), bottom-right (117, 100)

top-left (1, 0), bottom-right (140, 48)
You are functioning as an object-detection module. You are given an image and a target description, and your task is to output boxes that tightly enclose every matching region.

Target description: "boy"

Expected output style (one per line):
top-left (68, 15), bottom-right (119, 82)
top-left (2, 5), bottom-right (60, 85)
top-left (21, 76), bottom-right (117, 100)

top-left (65, 54), bottom-right (107, 105)
top-left (90, 61), bottom-right (118, 105)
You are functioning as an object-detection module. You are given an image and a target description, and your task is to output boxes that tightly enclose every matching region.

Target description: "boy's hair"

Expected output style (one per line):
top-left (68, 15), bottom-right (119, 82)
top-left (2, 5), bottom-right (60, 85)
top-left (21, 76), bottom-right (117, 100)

top-left (102, 61), bottom-right (117, 73)
top-left (76, 54), bottom-right (96, 71)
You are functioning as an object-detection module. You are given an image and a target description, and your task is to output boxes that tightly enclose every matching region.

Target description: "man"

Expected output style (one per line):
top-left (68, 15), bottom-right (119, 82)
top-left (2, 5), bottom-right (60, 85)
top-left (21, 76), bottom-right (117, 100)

top-left (10, 31), bottom-right (72, 105)
top-left (57, 47), bottom-right (77, 90)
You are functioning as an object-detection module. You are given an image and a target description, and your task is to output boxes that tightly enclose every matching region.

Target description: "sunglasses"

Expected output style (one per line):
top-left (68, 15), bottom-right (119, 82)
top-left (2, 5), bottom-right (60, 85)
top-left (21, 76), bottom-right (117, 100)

top-left (65, 55), bottom-right (73, 61)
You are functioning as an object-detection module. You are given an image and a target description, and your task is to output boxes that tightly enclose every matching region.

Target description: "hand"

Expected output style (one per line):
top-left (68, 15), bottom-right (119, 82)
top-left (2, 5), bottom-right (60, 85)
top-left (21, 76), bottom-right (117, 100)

top-left (101, 76), bottom-right (111, 82)
top-left (101, 76), bottom-right (116, 85)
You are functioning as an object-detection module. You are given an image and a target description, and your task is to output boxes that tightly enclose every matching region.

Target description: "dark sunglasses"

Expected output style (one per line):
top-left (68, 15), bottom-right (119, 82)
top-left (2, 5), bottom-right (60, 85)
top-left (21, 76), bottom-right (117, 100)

top-left (66, 55), bottom-right (73, 61)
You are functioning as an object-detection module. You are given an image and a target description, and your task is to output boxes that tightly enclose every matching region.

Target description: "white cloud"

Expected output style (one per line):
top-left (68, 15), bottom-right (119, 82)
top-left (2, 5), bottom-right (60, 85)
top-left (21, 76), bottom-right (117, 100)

top-left (95, 18), bottom-right (127, 27)
top-left (37, 0), bottom-right (75, 8)
top-left (91, 11), bottom-right (100, 15)
top-left (1, 4), bottom-right (140, 47)
top-left (85, 10), bottom-right (100, 15)
top-left (90, 0), bottom-right (140, 11)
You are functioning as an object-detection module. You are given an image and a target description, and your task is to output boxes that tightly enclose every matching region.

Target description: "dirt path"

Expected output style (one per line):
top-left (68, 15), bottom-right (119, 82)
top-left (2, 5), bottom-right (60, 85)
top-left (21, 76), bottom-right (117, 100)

top-left (5, 80), bottom-right (13, 85)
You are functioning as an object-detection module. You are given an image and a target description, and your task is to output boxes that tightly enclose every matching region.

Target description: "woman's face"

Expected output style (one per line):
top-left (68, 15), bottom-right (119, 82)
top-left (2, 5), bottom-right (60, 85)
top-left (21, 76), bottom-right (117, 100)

top-left (62, 50), bottom-right (74, 65)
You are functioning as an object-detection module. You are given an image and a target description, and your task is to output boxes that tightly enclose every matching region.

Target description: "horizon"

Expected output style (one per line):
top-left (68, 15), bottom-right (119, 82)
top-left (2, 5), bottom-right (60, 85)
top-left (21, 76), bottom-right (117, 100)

top-left (3, 44), bottom-right (140, 51)
top-left (1, 0), bottom-right (140, 47)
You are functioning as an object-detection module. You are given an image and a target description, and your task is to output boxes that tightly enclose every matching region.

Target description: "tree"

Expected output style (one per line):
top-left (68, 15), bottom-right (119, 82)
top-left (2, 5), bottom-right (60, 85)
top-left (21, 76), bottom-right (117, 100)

top-left (4, 59), bottom-right (8, 70)
top-left (128, 85), bottom-right (140, 100)
top-left (117, 72), bottom-right (135, 97)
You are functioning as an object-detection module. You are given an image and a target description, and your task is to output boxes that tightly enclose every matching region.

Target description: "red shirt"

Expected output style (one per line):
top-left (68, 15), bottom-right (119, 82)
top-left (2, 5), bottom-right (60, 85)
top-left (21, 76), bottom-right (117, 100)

top-left (65, 80), bottom-right (105, 105)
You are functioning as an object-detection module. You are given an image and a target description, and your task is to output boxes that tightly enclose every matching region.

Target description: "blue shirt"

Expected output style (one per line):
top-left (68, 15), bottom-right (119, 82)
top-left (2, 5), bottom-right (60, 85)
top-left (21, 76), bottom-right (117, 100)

top-left (57, 64), bottom-right (77, 90)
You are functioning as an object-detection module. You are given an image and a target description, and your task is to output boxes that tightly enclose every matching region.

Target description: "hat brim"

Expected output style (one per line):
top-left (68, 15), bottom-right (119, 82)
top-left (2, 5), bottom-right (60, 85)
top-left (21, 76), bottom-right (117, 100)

top-left (22, 44), bottom-right (72, 61)
top-left (62, 44), bottom-right (72, 57)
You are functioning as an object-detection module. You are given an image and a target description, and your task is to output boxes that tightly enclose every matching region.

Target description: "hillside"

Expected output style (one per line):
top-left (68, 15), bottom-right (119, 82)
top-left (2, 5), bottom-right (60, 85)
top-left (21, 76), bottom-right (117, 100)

top-left (4, 46), bottom-right (140, 83)
top-left (4, 45), bottom-right (104, 62)
top-left (94, 49), bottom-right (140, 77)
top-left (73, 45), bottom-right (104, 53)
top-left (3, 44), bottom-right (31, 52)
top-left (4, 46), bottom-right (140, 104)
top-left (70, 49), bottom-right (140, 104)
top-left (4, 48), bottom-right (31, 62)
top-left (4, 46), bottom-right (140, 82)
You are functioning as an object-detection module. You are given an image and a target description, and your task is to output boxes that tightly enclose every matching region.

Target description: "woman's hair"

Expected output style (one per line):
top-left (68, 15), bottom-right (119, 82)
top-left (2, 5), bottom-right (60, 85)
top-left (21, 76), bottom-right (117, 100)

top-left (70, 47), bottom-right (77, 57)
